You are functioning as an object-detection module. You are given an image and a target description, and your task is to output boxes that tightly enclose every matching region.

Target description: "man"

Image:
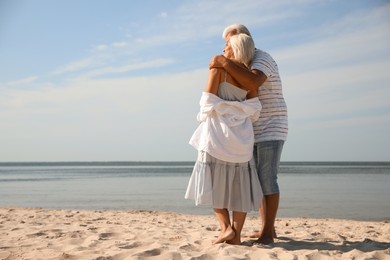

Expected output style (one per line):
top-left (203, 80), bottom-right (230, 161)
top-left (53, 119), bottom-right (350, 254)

top-left (209, 24), bottom-right (288, 245)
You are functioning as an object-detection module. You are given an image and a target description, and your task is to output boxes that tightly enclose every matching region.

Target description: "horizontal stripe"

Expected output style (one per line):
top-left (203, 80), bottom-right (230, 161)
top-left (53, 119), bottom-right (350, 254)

top-left (254, 123), bottom-right (288, 128)
top-left (257, 113), bottom-right (288, 118)
top-left (254, 128), bottom-right (288, 133)
top-left (253, 122), bottom-right (289, 128)
top-left (251, 49), bottom-right (288, 141)
top-left (258, 102), bottom-right (287, 107)
top-left (259, 98), bottom-right (286, 102)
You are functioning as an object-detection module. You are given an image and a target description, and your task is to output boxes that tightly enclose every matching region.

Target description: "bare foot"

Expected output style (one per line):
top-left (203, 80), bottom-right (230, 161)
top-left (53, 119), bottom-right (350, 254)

top-left (245, 231), bottom-right (261, 238)
top-left (226, 236), bottom-right (241, 245)
top-left (245, 228), bottom-right (277, 239)
top-left (213, 226), bottom-right (235, 244)
top-left (254, 235), bottom-right (274, 245)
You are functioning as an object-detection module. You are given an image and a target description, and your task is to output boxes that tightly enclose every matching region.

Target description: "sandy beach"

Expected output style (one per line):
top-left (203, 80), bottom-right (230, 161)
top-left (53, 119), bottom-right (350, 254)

top-left (1, 207), bottom-right (389, 260)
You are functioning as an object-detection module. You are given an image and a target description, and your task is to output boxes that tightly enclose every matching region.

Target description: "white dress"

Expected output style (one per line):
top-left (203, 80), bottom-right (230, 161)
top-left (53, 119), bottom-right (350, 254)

top-left (185, 78), bottom-right (262, 213)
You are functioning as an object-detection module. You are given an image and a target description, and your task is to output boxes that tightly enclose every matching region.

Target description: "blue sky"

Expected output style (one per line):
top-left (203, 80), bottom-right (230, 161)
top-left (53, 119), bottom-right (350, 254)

top-left (0, 0), bottom-right (389, 162)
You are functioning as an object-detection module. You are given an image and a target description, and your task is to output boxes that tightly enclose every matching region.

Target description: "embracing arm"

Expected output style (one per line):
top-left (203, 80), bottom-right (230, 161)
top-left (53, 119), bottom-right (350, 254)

top-left (209, 55), bottom-right (266, 94)
top-left (204, 67), bottom-right (224, 95)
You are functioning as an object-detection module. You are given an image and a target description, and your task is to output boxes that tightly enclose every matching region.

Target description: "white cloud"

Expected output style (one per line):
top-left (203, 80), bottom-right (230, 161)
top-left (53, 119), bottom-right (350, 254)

top-left (275, 21), bottom-right (390, 75)
top-left (6, 76), bottom-right (38, 86)
top-left (115, 1), bottom-right (305, 53)
top-left (283, 60), bottom-right (390, 125)
top-left (284, 59), bottom-right (390, 96)
top-left (274, 3), bottom-right (390, 124)
top-left (77, 58), bottom-right (175, 79)
top-left (307, 114), bottom-right (390, 129)
top-left (0, 68), bottom-right (207, 161)
top-left (13, 1), bottom-right (325, 88)
top-left (51, 58), bottom-right (97, 75)
top-left (112, 42), bottom-right (128, 47)
top-left (95, 44), bottom-right (108, 51)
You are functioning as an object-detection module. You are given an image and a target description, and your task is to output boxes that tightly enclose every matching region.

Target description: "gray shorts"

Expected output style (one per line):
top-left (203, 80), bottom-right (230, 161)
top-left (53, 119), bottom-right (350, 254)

top-left (253, 140), bottom-right (284, 195)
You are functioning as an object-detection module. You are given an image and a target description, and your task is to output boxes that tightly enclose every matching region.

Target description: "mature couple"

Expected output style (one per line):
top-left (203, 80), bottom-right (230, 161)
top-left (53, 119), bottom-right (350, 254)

top-left (185, 24), bottom-right (288, 246)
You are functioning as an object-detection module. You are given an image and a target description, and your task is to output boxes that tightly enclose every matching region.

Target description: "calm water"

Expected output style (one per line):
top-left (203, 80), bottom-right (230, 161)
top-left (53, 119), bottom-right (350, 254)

top-left (0, 161), bottom-right (389, 221)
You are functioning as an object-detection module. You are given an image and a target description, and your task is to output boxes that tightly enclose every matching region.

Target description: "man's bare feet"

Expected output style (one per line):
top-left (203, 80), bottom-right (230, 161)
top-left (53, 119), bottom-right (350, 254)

top-left (246, 227), bottom-right (277, 239)
top-left (213, 226), bottom-right (235, 244)
top-left (254, 235), bottom-right (274, 245)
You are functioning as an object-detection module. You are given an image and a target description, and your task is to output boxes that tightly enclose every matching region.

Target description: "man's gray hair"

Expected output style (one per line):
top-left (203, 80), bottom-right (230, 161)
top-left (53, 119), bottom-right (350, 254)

top-left (222, 24), bottom-right (251, 39)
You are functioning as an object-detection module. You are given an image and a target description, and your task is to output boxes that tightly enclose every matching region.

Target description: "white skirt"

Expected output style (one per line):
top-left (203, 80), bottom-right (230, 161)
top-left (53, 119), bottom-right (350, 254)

top-left (185, 151), bottom-right (262, 212)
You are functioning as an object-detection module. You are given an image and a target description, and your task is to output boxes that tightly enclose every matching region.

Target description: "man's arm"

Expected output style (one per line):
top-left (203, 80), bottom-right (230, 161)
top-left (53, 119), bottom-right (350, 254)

top-left (209, 55), bottom-right (267, 93)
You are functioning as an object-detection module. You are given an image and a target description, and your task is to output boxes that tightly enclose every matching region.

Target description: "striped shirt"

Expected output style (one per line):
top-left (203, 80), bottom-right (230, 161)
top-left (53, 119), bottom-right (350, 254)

top-left (251, 49), bottom-right (288, 142)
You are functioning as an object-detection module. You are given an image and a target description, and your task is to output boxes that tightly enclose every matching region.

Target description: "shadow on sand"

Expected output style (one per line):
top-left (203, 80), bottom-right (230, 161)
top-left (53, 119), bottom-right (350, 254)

top-left (244, 236), bottom-right (390, 253)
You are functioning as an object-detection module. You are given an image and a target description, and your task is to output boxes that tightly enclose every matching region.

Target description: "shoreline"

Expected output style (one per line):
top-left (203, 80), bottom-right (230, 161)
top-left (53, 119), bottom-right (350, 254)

top-left (1, 207), bottom-right (389, 260)
top-left (2, 204), bottom-right (390, 222)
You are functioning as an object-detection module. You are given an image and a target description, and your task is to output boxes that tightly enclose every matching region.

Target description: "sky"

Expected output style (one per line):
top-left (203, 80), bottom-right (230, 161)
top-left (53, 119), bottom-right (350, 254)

top-left (0, 0), bottom-right (389, 162)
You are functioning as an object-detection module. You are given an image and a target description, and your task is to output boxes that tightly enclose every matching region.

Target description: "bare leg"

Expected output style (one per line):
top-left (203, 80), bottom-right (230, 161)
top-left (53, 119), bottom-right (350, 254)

top-left (227, 211), bottom-right (247, 245)
top-left (248, 197), bottom-right (277, 238)
top-left (213, 208), bottom-right (235, 244)
top-left (255, 193), bottom-right (279, 245)
top-left (248, 198), bottom-right (265, 238)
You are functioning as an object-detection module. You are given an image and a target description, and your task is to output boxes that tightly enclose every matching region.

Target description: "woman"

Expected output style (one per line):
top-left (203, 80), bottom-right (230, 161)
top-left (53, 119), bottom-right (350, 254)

top-left (185, 33), bottom-right (262, 245)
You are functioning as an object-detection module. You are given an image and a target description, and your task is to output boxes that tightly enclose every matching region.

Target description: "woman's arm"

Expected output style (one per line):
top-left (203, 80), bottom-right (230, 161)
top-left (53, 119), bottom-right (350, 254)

top-left (204, 67), bottom-right (224, 95)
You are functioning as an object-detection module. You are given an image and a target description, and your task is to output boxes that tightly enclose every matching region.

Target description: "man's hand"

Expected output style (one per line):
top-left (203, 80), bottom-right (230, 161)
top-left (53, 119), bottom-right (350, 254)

top-left (209, 55), bottom-right (229, 69)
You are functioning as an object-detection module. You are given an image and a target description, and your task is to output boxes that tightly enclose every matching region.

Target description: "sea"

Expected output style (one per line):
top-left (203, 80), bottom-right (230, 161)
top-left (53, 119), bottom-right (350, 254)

top-left (0, 161), bottom-right (389, 221)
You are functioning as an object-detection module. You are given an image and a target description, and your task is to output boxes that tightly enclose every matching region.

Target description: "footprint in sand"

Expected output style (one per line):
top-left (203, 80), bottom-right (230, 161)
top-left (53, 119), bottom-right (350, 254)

top-left (179, 242), bottom-right (201, 252)
top-left (27, 231), bottom-right (47, 238)
top-left (116, 241), bottom-right (141, 249)
top-left (80, 235), bottom-right (100, 248)
top-left (98, 232), bottom-right (115, 240)
top-left (133, 248), bottom-right (161, 258)
top-left (94, 256), bottom-right (113, 260)
top-left (70, 230), bottom-right (84, 238)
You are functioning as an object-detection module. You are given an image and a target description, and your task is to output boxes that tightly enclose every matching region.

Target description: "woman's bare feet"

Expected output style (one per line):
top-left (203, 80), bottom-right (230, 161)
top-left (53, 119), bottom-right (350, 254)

top-left (213, 226), bottom-right (235, 244)
top-left (226, 236), bottom-right (242, 245)
top-left (247, 231), bottom-right (261, 238)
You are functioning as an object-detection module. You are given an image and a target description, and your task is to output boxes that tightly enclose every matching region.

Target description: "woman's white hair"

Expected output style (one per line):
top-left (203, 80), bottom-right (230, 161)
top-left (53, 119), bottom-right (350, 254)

top-left (222, 24), bottom-right (251, 39)
top-left (229, 33), bottom-right (255, 67)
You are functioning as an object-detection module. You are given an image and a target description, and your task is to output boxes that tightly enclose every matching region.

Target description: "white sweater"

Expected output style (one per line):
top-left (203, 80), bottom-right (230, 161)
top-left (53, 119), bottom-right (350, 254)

top-left (189, 92), bottom-right (261, 163)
